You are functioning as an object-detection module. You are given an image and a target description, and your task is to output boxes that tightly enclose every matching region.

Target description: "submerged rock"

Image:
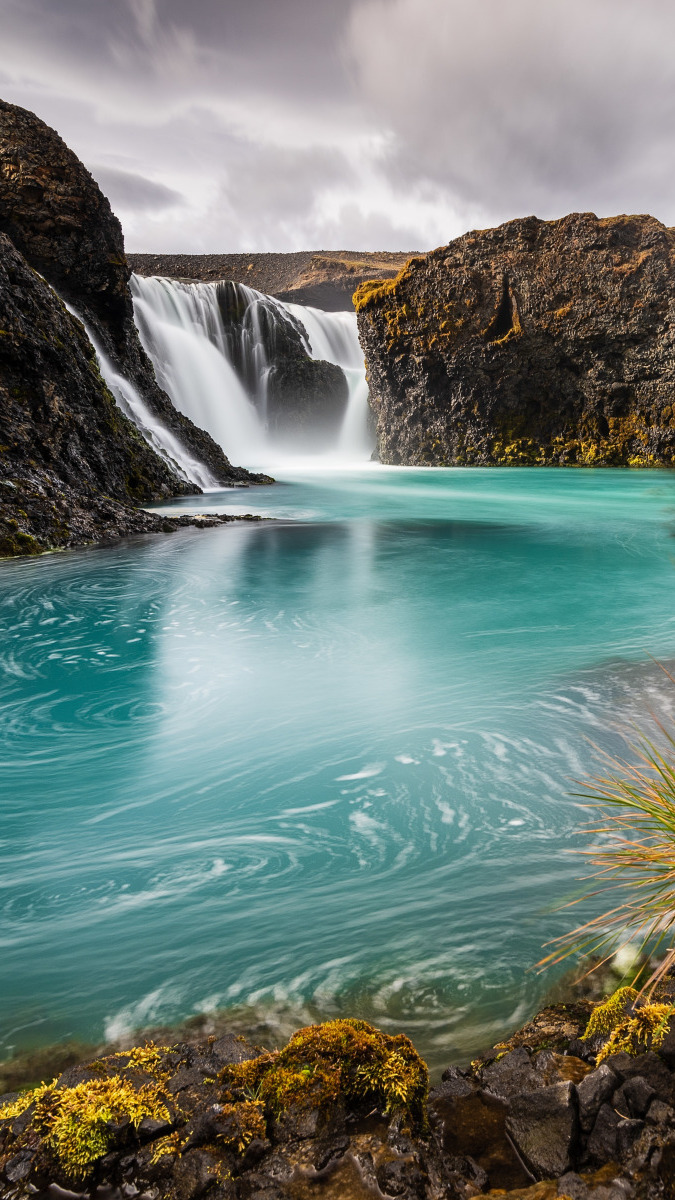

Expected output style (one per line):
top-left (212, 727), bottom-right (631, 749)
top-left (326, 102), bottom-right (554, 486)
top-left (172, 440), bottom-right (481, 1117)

top-left (355, 212), bottom-right (675, 467)
top-left (0, 98), bottom-right (267, 488)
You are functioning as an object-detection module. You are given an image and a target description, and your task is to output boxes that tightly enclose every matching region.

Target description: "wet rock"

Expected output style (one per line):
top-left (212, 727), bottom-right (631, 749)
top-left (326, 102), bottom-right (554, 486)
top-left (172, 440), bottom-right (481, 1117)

top-left (0, 231), bottom-right (207, 554)
top-left (577, 1066), bottom-right (620, 1133)
top-left (376, 1156), bottom-right (428, 1197)
top-left (505, 1081), bottom-right (579, 1179)
top-left (612, 1077), bottom-right (655, 1119)
top-left (480, 1047), bottom-right (546, 1099)
top-left (587, 1104), bottom-right (622, 1163)
top-left (356, 212), bottom-right (675, 468)
top-left (214, 279), bottom-right (348, 449)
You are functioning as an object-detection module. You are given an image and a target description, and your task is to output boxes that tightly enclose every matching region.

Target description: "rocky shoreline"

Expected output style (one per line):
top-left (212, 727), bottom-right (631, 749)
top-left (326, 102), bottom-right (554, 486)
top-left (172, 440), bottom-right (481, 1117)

top-left (2, 983), bottom-right (675, 1199)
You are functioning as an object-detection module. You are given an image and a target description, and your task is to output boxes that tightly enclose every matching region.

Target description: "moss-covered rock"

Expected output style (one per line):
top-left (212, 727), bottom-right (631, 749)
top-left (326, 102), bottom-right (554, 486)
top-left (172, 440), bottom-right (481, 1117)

top-left (355, 213), bottom-right (675, 467)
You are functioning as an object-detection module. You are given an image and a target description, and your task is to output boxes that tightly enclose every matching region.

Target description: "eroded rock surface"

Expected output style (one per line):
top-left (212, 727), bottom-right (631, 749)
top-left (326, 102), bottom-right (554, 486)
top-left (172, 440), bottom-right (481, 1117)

top-left (355, 212), bottom-right (675, 467)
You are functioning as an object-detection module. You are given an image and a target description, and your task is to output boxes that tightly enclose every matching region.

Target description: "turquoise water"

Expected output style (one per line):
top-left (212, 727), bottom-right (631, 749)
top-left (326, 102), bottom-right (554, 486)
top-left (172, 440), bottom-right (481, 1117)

top-left (2, 466), bottom-right (675, 1072)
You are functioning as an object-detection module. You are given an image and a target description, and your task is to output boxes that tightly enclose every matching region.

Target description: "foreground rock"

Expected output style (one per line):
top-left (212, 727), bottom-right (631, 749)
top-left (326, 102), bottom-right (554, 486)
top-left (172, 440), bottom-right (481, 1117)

top-left (0, 98), bottom-right (264, 487)
top-left (6, 996), bottom-right (675, 1199)
top-left (355, 213), bottom-right (675, 467)
top-left (130, 251), bottom-right (414, 312)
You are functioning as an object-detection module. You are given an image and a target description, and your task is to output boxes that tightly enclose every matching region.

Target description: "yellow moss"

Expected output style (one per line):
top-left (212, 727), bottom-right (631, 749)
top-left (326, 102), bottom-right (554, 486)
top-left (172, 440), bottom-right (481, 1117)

top-left (150, 1130), bottom-right (181, 1165)
top-left (583, 987), bottom-right (675, 1065)
top-left (596, 1004), bottom-right (675, 1065)
top-left (584, 987), bottom-right (638, 1039)
top-left (0, 1081), bottom-right (54, 1120)
top-left (0, 1073), bottom-right (170, 1180)
top-left (219, 1019), bottom-right (428, 1133)
top-left (353, 260), bottom-right (416, 312)
top-left (217, 1100), bottom-right (266, 1152)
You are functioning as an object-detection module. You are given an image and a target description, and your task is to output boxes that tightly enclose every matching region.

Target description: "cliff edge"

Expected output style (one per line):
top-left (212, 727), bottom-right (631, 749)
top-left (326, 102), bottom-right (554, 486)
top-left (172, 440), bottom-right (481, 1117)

top-left (355, 213), bottom-right (675, 467)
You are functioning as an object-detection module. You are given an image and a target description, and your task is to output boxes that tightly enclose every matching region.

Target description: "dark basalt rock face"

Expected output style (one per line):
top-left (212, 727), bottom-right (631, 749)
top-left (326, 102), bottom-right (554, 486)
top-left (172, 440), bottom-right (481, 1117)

top-left (0, 232), bottom-right (187, 554)
top-left (215, 280), bottom-right (348, 446)
top-left (355, 212), bottom-right (675, 467)
top-left (0, 98), bottom-right (266, 487)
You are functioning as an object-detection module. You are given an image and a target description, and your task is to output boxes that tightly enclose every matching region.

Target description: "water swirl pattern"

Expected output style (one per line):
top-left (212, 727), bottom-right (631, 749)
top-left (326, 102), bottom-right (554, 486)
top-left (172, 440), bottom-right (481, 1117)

top-left (2, 466), bottom-right (675, 1072)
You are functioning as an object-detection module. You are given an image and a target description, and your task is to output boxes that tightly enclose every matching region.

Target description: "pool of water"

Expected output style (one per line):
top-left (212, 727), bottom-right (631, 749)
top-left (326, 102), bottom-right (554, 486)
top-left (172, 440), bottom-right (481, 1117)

top-left (2, 465), bottom-right (675, 1073)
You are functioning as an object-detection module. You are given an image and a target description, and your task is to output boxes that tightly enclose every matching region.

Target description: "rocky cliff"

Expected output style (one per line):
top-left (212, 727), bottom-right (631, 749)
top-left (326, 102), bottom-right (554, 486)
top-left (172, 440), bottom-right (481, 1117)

top-left (0, 99), bottom-right (263, 487)
top-left (355, 213), bottom-right (675, 467)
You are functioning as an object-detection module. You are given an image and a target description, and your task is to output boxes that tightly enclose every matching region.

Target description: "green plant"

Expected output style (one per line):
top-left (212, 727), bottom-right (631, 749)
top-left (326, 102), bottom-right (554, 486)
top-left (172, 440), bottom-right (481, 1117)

top-left (540, 676), bottom-right (675, 992)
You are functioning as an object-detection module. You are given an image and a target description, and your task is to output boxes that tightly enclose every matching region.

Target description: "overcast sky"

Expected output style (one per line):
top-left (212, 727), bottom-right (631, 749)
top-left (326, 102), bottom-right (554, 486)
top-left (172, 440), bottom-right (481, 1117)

top-left (2, 0), bottom-right (674, 252)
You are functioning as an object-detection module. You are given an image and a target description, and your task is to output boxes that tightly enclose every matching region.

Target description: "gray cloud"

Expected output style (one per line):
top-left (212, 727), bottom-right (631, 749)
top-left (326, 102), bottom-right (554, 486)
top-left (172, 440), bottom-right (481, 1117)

top-left (91, 165), bottom-right (183, 212)
top-left (346, 0), bottom-right (675, 226)
top-left (0, 0), bottom-right (673, 251)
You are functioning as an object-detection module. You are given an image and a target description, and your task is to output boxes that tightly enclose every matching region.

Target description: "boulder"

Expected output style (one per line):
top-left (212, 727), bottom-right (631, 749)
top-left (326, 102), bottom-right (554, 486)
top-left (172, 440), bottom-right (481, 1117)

top-left (505, 1080), bottom-right (579, 1179)
top-left (577, 1065), bottom-right (620, 1133)
top-left (355, 212), bottom-right (675, 467)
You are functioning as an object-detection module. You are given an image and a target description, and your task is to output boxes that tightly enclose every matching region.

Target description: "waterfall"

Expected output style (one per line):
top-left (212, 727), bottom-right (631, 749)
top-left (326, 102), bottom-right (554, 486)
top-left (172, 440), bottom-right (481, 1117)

top-left (129, 275), bottom-right (372, 466)
top-left (282, 302), bottom-right (372, 459)
top-left (61, 299), bottom-right (216, 490)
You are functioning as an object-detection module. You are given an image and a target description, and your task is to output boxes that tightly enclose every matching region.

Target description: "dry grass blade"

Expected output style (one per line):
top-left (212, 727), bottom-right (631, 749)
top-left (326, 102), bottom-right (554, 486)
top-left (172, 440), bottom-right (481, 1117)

top-left (538, 694), bottom-right (675, 994)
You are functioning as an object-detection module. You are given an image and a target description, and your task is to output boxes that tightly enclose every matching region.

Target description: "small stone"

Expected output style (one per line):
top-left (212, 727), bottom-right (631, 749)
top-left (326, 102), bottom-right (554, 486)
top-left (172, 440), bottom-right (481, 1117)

top-left (646, 1098), bottom-right (675, 1125)
top-left (621, 1053), bottom-right (673, 1104)
top-left (577, 1065), bottom-right (619, 1132)
top-left (587, 1103), bottom-right (621, 1163)
top-left (558, 1171), bottom-right (589, 1199)
top-left (4, 1150), bottom-right (34, 1183)
top-left (481, 1047), bottom-right (544, 1099)
top-left (616, 1117), bottom-right (644, 1159)
top-left (616, 1076), bottom-right (655, 1119)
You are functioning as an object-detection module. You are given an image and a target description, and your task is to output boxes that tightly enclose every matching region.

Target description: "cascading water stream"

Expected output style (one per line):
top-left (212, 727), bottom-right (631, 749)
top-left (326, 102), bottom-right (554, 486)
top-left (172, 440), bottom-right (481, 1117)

top-left (282, 301), bottom-right (372, 459)
top-left (61, 300), bottom-right (216, 490)
top-left (129, 275), bottom-right (373, 467)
